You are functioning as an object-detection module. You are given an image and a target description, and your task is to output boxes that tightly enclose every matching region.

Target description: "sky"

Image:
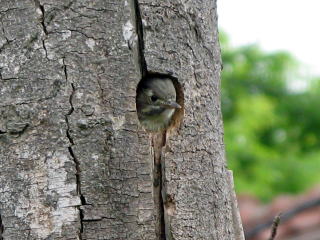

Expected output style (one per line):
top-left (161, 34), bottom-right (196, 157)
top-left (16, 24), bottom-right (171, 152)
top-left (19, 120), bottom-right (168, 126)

top-left (217, 0), bottom-right (320, 77)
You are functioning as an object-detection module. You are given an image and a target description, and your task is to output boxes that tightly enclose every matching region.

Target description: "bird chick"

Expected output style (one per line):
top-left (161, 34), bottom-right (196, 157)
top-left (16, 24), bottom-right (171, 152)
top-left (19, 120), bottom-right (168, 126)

top-left (136, 77), bottom-right (181, 132)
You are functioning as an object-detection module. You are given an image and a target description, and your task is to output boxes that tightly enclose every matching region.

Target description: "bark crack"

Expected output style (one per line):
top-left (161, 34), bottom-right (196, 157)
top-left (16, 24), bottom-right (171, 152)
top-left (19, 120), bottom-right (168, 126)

top-left (132, 0), bottom-right (147, 77)
top-left (152, 132), bottom-right (167, 240)
top-left (65, 82), bottom-right (85, 239)
top-left (96, 74), bottom-right (105, 101)
top-left (62, 57), bottom-right (68, 82)
top-left (33, 0), bottom-right (49, 59)
top-left (42, 39), bottom-right (48, 59)
top-left (39, 4), bottom-right (48, 35)
top-left (34, 0), bottom-right (48, 35)
top-left (0, 213), bottom-right (3, 240)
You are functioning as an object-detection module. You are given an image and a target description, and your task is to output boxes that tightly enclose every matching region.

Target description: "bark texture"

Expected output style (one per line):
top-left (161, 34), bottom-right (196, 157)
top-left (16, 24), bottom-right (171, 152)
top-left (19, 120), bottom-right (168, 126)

top-left (0, 0), bottom-right (243, 239)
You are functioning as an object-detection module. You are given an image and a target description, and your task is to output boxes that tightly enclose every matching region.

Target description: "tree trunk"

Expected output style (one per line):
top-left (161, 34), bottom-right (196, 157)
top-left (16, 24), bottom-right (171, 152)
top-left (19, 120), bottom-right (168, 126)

top-left (0, 0), bottom-right (244, 239)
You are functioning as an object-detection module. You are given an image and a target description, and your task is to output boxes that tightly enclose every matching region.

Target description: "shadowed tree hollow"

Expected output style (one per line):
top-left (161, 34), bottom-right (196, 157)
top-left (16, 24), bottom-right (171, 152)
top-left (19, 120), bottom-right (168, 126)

top-left (0, 0), bottom-right (244, 239)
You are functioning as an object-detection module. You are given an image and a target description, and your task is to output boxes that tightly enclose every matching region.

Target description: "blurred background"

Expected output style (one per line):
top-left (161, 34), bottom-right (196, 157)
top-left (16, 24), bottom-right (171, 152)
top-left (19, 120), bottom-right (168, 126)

top-left (218, 0), bottom-right (320, 239)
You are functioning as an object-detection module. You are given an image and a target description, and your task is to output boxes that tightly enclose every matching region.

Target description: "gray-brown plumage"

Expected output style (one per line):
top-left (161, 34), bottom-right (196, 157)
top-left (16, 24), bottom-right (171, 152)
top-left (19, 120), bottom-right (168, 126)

top-left (136, 77), bottom-right (181, 131)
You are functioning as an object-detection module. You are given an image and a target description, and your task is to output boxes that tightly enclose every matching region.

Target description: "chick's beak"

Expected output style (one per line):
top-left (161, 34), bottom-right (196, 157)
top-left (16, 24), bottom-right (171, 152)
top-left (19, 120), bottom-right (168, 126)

top-left (163, 100), bottom-right (181, 109)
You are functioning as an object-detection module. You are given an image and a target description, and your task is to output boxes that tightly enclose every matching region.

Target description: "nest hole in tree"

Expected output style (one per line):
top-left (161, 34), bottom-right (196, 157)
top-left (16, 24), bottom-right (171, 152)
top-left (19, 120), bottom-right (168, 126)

top-left (136, 72), bottom-right (184, 133)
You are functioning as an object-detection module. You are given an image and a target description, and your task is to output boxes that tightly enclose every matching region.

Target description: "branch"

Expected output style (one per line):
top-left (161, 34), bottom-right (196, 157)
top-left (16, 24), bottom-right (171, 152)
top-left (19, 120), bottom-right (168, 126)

top-left (268, 213), bottom-right (281, 240)
top-left (246, 197), bottom-right (320, 239)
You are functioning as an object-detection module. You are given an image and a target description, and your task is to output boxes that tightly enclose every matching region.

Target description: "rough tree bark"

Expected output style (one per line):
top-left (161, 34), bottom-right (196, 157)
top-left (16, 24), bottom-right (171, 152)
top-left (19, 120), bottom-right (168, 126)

top-left (0, 0), bottom-right (244, 239)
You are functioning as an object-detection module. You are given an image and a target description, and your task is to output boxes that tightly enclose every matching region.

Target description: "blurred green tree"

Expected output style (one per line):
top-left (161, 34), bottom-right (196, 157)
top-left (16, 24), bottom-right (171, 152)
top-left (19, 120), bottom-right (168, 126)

top-left (220, 32), bottom-right (320, 201)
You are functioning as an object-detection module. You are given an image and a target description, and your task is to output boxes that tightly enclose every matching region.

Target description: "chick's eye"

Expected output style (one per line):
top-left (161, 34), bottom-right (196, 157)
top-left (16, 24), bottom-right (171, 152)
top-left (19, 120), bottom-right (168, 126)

top-left (151, 95), bottom-right (158, 102)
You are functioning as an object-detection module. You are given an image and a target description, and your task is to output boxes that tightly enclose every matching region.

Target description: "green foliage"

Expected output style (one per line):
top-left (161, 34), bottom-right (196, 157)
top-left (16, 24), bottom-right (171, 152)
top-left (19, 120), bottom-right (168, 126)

top-left (220, 32), bottom-right (320, 201)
